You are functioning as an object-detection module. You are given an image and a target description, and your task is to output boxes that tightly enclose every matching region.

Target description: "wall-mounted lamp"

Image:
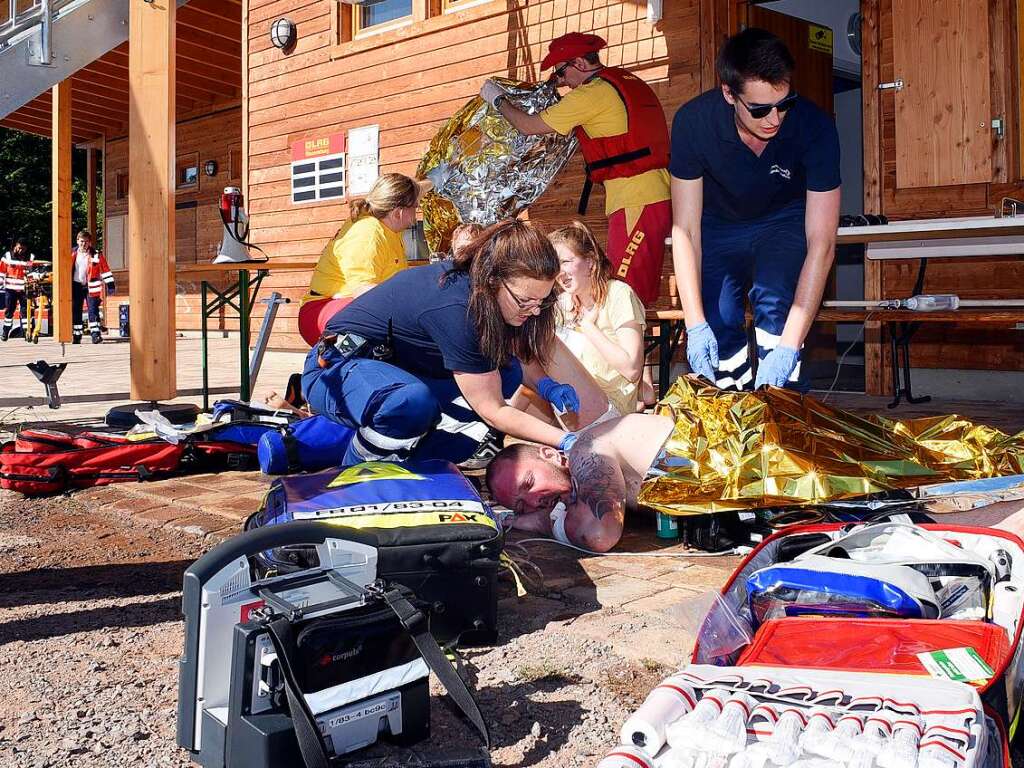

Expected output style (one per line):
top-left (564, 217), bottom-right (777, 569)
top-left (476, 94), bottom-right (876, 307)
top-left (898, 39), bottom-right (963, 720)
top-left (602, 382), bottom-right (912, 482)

top-left (203, 159), bottom-right (218, 177)
top-left (270, 18), bottom-right (296, 52)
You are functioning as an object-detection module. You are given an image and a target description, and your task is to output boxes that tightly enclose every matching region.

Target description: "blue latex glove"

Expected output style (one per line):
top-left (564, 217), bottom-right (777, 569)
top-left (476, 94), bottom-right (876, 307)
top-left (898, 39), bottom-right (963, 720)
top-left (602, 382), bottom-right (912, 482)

top-left (558, 432), bottom-right (579, 452)
top-left (536, 376), bottom-right (580, 414)
top-left (755, 345), bottom-right (800, 389)
top-left (685, 322), bottom-right (719, 383)
top-left (108, 282), bottom-right (117, 294)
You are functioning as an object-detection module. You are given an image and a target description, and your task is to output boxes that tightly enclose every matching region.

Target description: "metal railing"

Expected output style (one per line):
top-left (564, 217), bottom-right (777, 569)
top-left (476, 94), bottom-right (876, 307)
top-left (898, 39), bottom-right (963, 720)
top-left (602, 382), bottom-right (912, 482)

top-left (0, 0), bottom-right (77, 61)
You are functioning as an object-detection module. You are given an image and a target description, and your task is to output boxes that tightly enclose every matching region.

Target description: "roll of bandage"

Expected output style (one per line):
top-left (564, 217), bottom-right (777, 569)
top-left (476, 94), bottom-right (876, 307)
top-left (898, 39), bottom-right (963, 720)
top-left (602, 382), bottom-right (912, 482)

top-left (597, 744), bottom-right (658, 768)
top-left (621, 677), bottom-right (697, 754)
top-left (992, 581), bottom-right (1023, 634)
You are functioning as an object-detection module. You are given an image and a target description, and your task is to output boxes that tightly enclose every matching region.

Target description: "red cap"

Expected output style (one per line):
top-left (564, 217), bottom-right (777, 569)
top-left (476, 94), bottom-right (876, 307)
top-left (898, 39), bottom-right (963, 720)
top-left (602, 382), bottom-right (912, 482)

top-left (541, 32), bottom-right (607, 70)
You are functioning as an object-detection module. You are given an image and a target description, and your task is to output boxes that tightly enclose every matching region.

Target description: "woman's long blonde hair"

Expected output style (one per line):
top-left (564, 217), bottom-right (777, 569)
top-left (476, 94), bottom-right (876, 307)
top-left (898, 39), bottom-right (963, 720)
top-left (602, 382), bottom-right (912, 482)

top-left (548, 220), bottom-right (612, 325)
top-left (348, 173), bottom-right (419, 221)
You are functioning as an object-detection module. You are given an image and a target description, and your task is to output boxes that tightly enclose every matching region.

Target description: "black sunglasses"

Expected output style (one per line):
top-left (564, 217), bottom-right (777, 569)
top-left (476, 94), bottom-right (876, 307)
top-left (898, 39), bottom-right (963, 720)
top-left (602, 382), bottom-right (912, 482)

top-left (553, 60), bottom-right (573, 79)
top-left (735, 91), bottom-right (798, 119)
top-left (502, 280), bottom-right (558, 312)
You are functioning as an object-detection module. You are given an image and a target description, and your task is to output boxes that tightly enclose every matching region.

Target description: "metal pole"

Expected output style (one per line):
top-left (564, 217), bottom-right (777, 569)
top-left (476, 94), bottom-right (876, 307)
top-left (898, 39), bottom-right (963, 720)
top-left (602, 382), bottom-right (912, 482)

top-left (37, 0), bottom-right (51, 64)
top-left (248, 291), bottom-right (289, 393)
top-left (201, 281), bottom-right (209, 411)
top-left (238, 268), bottom-right (251, 402)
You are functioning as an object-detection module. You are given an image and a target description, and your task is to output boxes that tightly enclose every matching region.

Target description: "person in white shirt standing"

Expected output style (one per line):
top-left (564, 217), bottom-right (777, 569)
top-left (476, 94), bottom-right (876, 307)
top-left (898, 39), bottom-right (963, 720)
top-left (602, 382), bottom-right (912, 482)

top-left (71, 230), bottom-right (115, 344)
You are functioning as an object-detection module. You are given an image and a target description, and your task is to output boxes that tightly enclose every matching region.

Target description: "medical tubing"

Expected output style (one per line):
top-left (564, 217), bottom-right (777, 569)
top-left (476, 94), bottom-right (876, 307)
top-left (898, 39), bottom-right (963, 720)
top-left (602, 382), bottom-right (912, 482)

top-left (877, 715), bottom-right (923, 768)
top-left (666, 687), bottom-right (730, 751)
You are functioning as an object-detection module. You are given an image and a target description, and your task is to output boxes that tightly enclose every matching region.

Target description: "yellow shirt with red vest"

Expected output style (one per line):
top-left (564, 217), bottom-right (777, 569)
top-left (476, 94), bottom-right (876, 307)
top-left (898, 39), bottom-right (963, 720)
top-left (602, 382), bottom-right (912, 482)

top-left (1, 251), bottom-right (35, 292)
top-left (540, 72), bottom-right (670, 222)
top-left (71, 248), bottom-right (116, 297)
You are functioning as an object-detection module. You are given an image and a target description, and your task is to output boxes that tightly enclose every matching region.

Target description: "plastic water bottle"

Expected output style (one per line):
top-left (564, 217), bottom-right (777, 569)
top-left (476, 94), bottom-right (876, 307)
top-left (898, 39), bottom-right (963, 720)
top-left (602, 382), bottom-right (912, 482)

top-left (903, 294), bottom-right (959, 311)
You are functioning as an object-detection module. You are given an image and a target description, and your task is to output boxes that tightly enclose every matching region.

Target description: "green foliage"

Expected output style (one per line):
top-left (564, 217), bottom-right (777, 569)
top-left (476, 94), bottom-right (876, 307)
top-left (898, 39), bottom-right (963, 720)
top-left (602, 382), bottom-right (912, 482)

top-left (0, 127), bottom-right (98, 260)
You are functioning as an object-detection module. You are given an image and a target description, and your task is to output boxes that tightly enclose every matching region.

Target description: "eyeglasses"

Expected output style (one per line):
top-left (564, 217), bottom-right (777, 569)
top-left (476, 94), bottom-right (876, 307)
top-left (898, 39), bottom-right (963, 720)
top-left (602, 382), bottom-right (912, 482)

top-left (503, 280), bottom-right (558, 312)
top-left (553, 61), bottom-right (573, 80)
top-left (734, 91), bottom-right (798, 119)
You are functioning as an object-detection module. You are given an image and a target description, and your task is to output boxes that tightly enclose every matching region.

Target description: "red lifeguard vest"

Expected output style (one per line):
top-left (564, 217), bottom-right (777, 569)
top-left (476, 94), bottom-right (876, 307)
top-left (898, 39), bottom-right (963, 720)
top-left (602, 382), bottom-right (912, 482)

top-left (571, 66), bottom-right (670, 213)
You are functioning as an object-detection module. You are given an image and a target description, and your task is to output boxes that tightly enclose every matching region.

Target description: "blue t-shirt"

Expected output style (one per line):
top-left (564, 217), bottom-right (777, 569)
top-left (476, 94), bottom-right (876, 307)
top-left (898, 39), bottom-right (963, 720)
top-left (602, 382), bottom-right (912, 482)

top-left (670, 89), bottom-right (841, 222)
top-left (324, 262), bottom-right (495, 378)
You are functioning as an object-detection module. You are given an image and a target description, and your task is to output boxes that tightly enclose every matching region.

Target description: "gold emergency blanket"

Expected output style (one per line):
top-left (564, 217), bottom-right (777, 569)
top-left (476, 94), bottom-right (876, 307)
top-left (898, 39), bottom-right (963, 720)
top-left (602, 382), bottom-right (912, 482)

top-left (638, 377), bottom-right (1024, 515)
top-left (416, 77), bottom-right (578, 254)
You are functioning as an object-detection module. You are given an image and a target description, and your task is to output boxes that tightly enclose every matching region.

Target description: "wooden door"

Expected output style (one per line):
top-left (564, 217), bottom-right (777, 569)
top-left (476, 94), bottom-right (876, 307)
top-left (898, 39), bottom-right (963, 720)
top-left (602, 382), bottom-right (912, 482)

top-left (891, 0), bottom-right (992, 188)
top-left (749, 6), bottom-right (834, 115)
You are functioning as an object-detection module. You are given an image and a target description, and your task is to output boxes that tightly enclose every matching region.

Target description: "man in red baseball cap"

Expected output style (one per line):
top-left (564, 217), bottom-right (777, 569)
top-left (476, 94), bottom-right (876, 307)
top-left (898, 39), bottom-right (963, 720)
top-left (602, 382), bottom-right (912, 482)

top-left (479, 33), bottom-right (672, 320)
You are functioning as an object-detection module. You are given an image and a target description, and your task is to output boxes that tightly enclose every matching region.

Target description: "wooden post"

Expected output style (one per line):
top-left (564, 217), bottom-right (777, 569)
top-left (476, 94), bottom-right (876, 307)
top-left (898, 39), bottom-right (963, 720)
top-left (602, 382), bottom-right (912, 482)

top-left (128, 0), bottom-right (176, 401)
top-left (861, 0), bottom-right (886, 395)
top-left (51, 80), bottom-right (73, 343)
top-left (86, 147), bottom-right (98, 236)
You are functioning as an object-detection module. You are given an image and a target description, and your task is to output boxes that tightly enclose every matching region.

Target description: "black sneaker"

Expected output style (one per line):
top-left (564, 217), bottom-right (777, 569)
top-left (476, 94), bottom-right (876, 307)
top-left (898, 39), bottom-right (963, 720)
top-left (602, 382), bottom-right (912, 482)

top-left (91, 332), bottom-right (102, 344)
top-left (458, 429), bottom-right (504, 472)
top-left (1, 328), bottom-right (8, 342)
top-left (72, 335), bottom-right (82, 345)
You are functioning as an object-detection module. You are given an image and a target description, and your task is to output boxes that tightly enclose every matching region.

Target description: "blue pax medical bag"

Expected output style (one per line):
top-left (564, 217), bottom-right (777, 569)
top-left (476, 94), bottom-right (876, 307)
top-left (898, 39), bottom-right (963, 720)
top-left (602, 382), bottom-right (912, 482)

top-left (245, 459), bottom-right (502, 647)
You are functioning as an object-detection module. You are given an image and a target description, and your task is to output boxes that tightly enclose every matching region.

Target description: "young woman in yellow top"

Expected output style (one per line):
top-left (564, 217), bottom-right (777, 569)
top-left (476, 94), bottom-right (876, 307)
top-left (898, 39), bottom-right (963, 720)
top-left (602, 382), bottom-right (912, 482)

top-left (298, 173), bottom-right (427, 346)
top-left (549, 221), bottom-right (646, 416)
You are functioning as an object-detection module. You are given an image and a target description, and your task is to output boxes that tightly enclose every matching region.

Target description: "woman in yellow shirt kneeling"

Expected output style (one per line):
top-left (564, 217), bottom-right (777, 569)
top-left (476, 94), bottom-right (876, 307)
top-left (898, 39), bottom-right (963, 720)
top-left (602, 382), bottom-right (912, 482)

top-left (298, 173), bottom-right (427, 346)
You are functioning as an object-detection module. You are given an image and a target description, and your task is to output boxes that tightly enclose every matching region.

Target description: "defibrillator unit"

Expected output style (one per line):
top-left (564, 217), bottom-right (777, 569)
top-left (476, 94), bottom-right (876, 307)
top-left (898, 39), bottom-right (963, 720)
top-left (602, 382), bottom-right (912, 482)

top-left (176, 521), bottom-right (489, 768)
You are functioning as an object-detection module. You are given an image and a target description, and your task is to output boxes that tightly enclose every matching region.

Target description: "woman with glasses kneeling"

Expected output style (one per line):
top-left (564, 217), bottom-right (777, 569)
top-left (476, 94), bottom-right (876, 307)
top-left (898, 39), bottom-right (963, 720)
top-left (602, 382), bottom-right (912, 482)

top-left (302, 219), bottom-right (603, 468)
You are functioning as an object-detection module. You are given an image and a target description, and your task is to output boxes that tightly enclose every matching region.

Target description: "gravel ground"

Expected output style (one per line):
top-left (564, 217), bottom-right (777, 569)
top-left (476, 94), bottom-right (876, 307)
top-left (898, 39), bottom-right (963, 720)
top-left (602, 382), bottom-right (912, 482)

top-left (0, 492), bottom-right (688, 767)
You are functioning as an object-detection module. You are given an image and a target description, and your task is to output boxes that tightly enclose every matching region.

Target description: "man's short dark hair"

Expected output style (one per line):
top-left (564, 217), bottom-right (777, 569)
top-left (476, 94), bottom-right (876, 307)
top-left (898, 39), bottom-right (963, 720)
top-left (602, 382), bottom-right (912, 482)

top-left (484, 442), bottom-right (542, 497)
top-left (716, 27), bottom-right (795, 94)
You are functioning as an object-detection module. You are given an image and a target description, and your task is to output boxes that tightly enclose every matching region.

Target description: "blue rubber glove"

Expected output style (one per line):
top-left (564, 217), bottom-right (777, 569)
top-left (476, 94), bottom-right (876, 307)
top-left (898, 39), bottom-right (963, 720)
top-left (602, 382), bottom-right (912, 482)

top-left (755, 345), bottom-right (800, 389)
top-left (536, 376), bottom-right (580, 414)
top-left (685, 322), bottom-right (719, 383)
top-left (558, 432), bottom-right (579, 452)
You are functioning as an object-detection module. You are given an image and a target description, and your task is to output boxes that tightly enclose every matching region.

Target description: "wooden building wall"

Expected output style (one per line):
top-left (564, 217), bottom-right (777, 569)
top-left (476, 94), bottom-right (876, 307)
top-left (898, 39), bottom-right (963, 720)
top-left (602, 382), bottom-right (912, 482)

top-left (104, 106), bottom-right (242, 331)
top-left (244, 0), bottom-right (702, 351)
top-left (863, 0), bottom-right (1024, 389)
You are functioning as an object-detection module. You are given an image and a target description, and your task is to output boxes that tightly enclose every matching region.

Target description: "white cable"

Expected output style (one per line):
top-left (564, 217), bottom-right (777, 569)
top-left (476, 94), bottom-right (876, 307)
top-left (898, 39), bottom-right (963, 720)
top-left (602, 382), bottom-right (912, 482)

top-left (821, 311), bottom-right (874, 402)
top-left (514, 537), bottom-right (750, 558)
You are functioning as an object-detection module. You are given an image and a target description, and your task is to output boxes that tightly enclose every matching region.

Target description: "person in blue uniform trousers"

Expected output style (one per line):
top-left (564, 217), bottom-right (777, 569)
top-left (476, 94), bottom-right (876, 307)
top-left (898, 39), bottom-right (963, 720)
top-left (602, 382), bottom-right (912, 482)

top-left (670, 27), bottom-right (841, 391)
top-left (302, 219), bottom-right (583, 468)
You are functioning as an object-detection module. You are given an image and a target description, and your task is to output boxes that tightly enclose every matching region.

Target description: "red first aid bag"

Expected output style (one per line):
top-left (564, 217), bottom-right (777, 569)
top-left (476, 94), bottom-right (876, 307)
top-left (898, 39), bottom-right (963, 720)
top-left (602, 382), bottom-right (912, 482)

top-left (0, 437), bottom-right (186, 496)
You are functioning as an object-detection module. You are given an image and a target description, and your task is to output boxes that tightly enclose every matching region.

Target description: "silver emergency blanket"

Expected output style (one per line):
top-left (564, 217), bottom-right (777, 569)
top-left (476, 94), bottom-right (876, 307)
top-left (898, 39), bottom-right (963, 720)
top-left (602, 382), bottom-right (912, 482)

top-left (416, 77), bottom-right (578, 254)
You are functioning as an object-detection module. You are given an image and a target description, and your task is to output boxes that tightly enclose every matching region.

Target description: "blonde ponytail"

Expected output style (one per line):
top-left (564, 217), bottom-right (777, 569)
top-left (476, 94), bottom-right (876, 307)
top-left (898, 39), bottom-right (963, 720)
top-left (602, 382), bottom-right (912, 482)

top-left (348, 173), bottom-right (419, 221)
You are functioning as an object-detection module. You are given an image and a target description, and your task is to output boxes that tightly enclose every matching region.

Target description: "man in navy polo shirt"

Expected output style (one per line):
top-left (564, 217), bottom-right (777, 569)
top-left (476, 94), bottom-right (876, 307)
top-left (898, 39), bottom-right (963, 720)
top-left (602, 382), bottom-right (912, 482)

top-left (670, 28), bottom-right (840, 391)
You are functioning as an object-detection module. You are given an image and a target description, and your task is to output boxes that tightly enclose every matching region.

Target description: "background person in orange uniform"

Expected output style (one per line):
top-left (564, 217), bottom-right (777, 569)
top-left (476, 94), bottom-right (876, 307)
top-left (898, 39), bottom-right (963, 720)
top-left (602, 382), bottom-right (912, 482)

top-left (479, 32), bottom-right (671, 310)
top-left (297, 173), bottom-right (429, 346)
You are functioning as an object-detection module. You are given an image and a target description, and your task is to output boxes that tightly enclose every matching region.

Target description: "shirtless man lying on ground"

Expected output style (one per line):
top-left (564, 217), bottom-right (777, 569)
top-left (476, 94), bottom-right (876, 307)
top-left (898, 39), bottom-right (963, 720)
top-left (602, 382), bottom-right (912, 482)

top-left (485, 412), bottom-right (677, 552)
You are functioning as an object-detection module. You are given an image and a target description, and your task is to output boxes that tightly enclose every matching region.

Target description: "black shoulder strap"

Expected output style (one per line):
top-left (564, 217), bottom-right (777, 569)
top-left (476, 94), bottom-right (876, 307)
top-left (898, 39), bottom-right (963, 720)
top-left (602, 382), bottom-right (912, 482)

top-left (265, 616), bottom-right (332, 768)
top-left (381, 587), bottom-right (490, 749)
top-left (263, 587), bottom-right (489, 768)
